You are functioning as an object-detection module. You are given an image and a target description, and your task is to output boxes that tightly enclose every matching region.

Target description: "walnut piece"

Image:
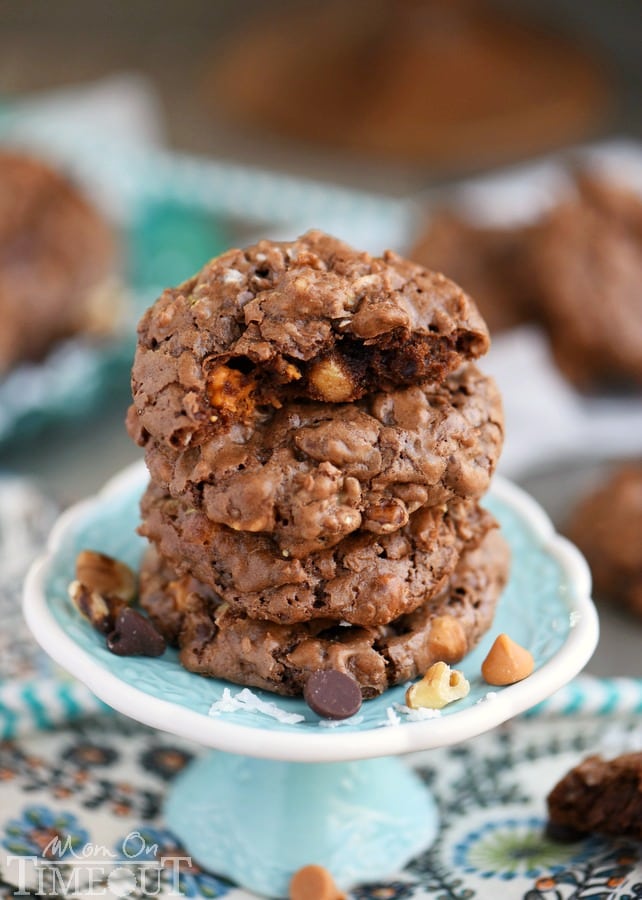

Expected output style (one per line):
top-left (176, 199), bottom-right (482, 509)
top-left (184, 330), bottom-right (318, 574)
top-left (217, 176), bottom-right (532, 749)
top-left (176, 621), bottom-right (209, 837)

top-left (405, 661), bottom-right (470, 710)
top-left (70, 550), bottom-right (137, 634)
top-left (68, 580), bottom-right (126, 635)
top-left (75, 549), bottom-right (136, 602)
top-left (363, 499), bottom-right (409, 534)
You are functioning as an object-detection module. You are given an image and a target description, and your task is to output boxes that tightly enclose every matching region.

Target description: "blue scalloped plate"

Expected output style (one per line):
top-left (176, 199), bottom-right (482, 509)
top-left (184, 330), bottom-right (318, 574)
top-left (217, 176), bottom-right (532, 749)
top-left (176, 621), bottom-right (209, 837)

top-left (24, 462), bottom-right (598, 762)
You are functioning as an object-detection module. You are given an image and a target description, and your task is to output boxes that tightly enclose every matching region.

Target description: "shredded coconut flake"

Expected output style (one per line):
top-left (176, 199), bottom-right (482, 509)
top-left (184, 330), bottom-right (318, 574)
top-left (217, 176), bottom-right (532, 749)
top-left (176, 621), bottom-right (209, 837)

top-left (392, 703), bottom-right (441, 722)
top-left (223, 268), bottom-right (245, 285)
top-left (385, 707), bottom-right (401, 727)
top-left (476, 691), bottom-right (498, 704)
top-left (208, 687), bottom-right (305, 724)
top-left (319, 715), bottom-right (364, 729)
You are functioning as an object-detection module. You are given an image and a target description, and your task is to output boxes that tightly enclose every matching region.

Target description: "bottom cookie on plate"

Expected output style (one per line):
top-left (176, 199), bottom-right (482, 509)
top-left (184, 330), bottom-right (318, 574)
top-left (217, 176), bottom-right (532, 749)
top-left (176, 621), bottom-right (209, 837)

top-left (139, 529), bottom-right (510, 698)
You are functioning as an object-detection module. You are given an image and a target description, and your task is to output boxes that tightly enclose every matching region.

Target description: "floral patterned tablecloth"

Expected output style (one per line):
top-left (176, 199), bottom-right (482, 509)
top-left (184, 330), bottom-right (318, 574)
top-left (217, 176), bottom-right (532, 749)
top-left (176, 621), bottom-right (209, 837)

top-left (2, 711), bottom-right (642, 899)
top-left (2, 474), bottom-right (642, 899)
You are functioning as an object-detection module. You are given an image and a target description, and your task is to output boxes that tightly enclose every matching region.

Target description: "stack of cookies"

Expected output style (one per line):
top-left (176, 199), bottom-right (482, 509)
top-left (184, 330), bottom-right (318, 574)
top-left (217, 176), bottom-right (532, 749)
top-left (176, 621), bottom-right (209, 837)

top-left (127, 231), bottom-right (508, 698)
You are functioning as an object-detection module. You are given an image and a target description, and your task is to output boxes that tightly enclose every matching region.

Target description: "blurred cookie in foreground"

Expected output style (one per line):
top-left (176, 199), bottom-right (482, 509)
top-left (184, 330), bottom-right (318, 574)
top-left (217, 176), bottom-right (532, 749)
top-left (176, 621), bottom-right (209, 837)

top-left (547, 751), bottom-right (642, 841)
top-left (528, 172), bottom-right (642, 389)
top-left (566, 463), bottom-right (642, 617)
top-left (0, 150), bottom-right (118, 374)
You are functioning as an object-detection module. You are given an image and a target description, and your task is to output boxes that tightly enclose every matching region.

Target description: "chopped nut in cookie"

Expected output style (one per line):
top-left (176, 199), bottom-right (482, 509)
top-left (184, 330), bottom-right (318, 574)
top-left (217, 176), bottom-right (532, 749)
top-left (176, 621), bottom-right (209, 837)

top-left (481, 633), bottom-right (534, 685)
top-left (405, 661), bottom-right (470, 710)
top-left (307, 355), bottom-right (355, 403)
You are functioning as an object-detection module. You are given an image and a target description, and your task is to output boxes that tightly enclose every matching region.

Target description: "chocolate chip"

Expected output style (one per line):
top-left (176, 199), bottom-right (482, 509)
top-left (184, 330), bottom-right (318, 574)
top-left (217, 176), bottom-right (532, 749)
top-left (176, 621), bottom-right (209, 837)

top-left (107, 608), bottom-right (166, 657)
top-left (303, 670), bottom-right (362, 720)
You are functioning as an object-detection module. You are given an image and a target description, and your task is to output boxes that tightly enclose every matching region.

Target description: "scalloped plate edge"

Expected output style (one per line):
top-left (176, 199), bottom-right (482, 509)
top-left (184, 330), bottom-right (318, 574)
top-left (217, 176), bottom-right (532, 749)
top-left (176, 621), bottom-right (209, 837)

top-left (23, 462), bottom-right (599, 762)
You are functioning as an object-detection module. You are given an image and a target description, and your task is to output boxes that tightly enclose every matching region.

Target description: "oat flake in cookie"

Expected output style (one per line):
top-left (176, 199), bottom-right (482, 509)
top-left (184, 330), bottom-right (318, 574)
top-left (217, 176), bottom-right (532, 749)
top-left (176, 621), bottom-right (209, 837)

top-left (128, 230), bottom-right (489, 450)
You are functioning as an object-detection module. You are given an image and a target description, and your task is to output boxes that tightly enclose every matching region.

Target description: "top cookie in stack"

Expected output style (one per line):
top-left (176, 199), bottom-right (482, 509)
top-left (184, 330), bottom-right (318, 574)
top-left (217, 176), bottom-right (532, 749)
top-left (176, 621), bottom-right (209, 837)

top-left (127, 231), bottom-right (507, 698)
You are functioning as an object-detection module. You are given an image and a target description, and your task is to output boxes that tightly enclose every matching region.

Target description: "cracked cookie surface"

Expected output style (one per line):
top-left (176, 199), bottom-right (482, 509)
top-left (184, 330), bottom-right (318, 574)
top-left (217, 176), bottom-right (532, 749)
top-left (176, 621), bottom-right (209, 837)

top-left (128, 230), bottom-right (489, 450)
top-left (134, 363), bottom-right (503, 557)
top-left (139, 480), bottom-right (496, 627)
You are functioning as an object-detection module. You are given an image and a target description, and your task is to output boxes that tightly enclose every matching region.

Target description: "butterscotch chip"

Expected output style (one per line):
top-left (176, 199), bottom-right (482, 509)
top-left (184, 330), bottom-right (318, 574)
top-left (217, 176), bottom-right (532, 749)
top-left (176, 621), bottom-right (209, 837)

top-left (427, 616), bottom-right (467, 662)
top-left (138, 363), bottom-right (503, 558)
top-left (138, 529), bottom-right (509, 698)
top-left (481, 633), bottom-right (534, 685)
top-left (206, 364), bottom-right (259, 424)
top-left (289, 865), bottom-right (345, 900)
top-left (128, 230), bottom-right (489, 451)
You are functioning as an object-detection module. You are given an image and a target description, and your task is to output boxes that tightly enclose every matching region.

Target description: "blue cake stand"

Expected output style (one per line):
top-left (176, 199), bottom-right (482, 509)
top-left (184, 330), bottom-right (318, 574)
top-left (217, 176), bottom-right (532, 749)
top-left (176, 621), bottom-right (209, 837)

top-left (24, 461), bottom-right (598, 896)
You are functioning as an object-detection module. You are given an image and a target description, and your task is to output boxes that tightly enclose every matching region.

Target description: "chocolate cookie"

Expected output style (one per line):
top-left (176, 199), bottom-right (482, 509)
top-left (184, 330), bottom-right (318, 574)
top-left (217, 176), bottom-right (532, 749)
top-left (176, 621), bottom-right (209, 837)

top-left (0, 151), bottom-right (116, 374)
top-left (527, 173), bottom-right (642, 388)
top-left (134, 363), bottom-right (503, 557)
top-left (129, 230), bottom-right (489, 450)
top-left (139, 529), bottom-right (510, 698)
top-left (547, 751), bottom-right (642, 840)
top-left (139, 480), bottom-right (496, 627)
top-left (566, 463), bottom-right (642, 617)
top-left (410, 211), bottom-right (535, 335)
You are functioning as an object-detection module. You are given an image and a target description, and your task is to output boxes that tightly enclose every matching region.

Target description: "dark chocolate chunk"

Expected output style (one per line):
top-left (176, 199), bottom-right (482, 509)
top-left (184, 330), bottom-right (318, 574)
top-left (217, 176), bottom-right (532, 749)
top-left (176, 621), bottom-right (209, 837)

top-left (107, 608), bottom-right (166, 657)
top-left (303, 670), bottom-right (362, 719)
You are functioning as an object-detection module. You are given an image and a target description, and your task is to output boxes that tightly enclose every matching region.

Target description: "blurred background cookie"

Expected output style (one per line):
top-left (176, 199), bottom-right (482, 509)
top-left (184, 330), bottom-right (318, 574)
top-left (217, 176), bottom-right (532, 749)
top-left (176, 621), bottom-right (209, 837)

top-left (203, 0), bottom-right (609, 171)
top-left (411, 169), bottom-right (642, 390)
top-left (566, 462), bottom-right (642, 618)
top-left (0, 150), bottom-right (119, 375)
top-left (410, 212), bottom-right (535, 334)
top-left (527, 172), bottom-right (642, 389)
